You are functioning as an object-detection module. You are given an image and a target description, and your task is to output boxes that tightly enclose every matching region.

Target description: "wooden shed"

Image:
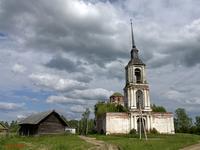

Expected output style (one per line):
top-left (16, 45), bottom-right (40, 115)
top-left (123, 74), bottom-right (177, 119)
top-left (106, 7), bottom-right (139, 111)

top-left (19, 110), bottom-right (68, 136)
top-left (0, 122), bottom-right (8, 135)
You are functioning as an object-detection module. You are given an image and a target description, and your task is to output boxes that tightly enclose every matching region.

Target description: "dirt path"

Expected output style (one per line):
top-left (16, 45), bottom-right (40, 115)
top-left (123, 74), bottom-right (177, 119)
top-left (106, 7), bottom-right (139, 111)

top-left (180, 142), bottom-right (200, 150)
top-left (79, 136), bottom-right (119, 150)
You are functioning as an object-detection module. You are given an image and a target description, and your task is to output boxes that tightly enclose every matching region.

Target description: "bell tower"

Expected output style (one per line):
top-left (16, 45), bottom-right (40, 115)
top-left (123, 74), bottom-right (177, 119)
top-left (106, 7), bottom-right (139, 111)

top-left (124, 20), bottom-right (151, 112)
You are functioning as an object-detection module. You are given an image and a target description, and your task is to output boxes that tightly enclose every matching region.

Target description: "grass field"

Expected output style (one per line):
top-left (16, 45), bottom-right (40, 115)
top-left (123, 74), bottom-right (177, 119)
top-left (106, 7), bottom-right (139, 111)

top-left (91, 133), bottom-right (200, 150)
top-left (0, 133), bottom-right (200, 150)
top-left (0, 134), bottom-right (92, 150)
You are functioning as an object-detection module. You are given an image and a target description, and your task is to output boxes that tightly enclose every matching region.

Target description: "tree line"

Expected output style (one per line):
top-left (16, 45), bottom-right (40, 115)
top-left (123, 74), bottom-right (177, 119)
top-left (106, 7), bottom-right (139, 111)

top-left (174, 108), bottom-right (200, 134)
top-left (0, 120), bottom-right (19, 133)
top-left (1, 104), bottom-right (200, 135)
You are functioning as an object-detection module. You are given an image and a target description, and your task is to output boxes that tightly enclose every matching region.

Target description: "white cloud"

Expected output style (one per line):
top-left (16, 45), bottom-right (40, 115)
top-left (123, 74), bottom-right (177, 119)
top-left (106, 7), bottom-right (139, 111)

top-left (46, 95), bottom-right (85, 105)
top-left (12, 64), bottom-right (26, 73)
top-left (0, 102), bottom-right (25, 111)
top-left (71, 88), bottom-right (113, 100)
top-left (29, 73), bottom-right (86, 91)
top-left (164, 90), bottom-right (184, 101)
top-left (17, 114), bottom-right (26, 120)
top-left (70, 105), bottom-right (85, 113)
top-left (185, 97), bottom-right (200, 105)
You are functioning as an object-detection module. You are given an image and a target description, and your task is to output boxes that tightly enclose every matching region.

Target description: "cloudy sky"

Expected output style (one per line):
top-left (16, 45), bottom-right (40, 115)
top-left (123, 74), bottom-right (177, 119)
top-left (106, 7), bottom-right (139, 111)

top-left (0, 0), bottom-right (200, 121)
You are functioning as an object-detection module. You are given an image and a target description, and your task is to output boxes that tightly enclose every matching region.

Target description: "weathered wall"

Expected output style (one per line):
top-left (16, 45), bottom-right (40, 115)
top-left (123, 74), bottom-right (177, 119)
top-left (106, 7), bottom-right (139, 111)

top-left (96, 114), bottom-right (106, 134)
top-left (96, 112), bottom-right (175, 135)
top-left (105, 113), bottom-right (129, 135)
top-left (110, 96), bottom-right (124, 106)
top-left (0, 130), bottom-right (8, 135)
top-left (38, 113), bottom-right (65, 134)
top-left (152, 113), bottom-right (175, 134)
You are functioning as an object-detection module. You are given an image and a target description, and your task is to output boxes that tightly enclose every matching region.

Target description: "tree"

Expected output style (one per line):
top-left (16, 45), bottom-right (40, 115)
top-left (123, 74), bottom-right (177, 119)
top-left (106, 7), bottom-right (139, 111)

top-left (151, 104), bottom-right (166, 112)
top-left (195, 116), bottom-right (200, 128)
top-left (94, 102), bottom-right (128, 117)
top-left (0, 121), bottom-right (9, 128)
top-left (195, 116), bottom-right (200, 135)
top-left (174, 108), bottom-right (192, 133)
top-left (9, 120), bottom-right (19, 133)
top-left (80, 108), bottom-right (90, 135)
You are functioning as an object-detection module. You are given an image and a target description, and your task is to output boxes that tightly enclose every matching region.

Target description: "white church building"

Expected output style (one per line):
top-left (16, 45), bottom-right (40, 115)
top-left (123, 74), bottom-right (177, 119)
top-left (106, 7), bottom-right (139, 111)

top-left (96, 22), bottom-right (175, 135)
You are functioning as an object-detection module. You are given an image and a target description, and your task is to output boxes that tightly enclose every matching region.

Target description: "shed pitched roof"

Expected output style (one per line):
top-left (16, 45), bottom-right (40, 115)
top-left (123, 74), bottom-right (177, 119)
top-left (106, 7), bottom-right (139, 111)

top-left (19, 110), bottom-right (67, 126)
top-left (0, 122), bottom-right (8, 130)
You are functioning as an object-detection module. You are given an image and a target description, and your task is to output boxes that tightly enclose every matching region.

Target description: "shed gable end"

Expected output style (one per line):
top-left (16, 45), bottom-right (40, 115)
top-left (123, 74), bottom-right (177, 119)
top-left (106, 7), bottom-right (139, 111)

top-left (38, 112), bottom-right (65, 134)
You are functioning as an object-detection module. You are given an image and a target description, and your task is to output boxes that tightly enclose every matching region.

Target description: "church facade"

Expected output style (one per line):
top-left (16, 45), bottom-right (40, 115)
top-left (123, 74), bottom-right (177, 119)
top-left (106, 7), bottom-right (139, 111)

top-left (96, 23), bottom-right (175, 135)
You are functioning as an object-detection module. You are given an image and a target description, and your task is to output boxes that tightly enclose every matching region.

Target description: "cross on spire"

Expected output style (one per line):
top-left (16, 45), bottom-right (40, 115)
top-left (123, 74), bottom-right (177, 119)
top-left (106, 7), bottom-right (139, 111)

top-left (130, 19), bottom-right (136, 48)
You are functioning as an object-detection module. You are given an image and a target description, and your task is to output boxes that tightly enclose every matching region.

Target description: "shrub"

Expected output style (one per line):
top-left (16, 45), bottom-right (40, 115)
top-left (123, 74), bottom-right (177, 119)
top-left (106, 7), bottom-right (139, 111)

top-left (150, 128), bottom-right (159, 134)
top-left (129, 129), bottom-right (137, 134)
top-left (94, 102), bottom-right (128, 117)
top-left (151, 104), bottom-right (167, 112)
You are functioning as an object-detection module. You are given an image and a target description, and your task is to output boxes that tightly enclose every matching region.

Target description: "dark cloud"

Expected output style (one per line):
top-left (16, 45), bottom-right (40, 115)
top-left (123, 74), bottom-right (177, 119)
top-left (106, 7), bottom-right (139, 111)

top-left (74, 75), bottom-right (93, 83)
top-left (0, 0), bottom-right (128, 67)
top-left (1, 0), bottom-right (200, 120)
top-left (46, 55), bottom-right (85, 72)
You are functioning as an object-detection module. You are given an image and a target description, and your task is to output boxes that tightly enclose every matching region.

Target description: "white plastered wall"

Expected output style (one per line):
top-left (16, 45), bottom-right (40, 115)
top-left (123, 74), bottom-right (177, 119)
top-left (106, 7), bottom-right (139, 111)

top-left (105, 113), bottom-right (130, 135)
top-left (152, 113), bottom-right (175, 134)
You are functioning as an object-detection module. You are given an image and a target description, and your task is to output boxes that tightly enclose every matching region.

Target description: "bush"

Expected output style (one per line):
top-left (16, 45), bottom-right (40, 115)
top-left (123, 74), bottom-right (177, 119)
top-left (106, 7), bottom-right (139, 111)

top-left (94, 102), bottom-right (128, 117)
top-left (150, 128), bottom-right (159, 134)
top-left (129, 129), bottom-right (137, 134)
top-left (151, 104), bottom-right (167, 112)
top-left (88, 129), bottom-right (97, 134)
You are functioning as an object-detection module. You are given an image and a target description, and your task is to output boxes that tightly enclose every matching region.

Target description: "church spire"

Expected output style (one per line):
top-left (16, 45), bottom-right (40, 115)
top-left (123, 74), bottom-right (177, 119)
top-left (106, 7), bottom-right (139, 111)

top-left (130, 19), bottom-right (136, 48)
top-left (129, 19), bottom-right (145, 65)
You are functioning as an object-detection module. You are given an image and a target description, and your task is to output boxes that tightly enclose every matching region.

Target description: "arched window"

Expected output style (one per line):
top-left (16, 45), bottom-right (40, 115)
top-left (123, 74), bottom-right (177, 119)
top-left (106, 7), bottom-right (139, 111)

top-left (135, 68), bottom-right (142, 83)
top-left (136, 90), bottom-right (144, 109)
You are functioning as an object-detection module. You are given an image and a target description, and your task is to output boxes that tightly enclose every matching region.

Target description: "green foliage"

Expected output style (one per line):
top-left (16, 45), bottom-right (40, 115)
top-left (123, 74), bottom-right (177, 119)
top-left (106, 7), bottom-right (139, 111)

top-left (9, 120), bottom-right (19, 133)
top-left (0, 134), bottom-right (92, 150)
top-left (195, 116), bottom-right (200, 128)
top-left (149, 128), bottom-right (159, 134)
top-left (129, 129), bottom-right (136, 134)
top-left (91, 134), bottom-right (200, 150)
top-left (0, 121), bottom-right (9, 128)
top-left (189, 116), bottom-right (200, 135)
top-left (174, 108), bottom-right (192, 133)
top-left (151, 104), bottom-right (167, 112)
top-left (67, 120), bottom-right (79, 128)
top-left (79, 108), bottom-right (91, 135)
top-left (94, 102), bottom-right (128, 117)
top-left (0, 120), bottom-right (19, 133)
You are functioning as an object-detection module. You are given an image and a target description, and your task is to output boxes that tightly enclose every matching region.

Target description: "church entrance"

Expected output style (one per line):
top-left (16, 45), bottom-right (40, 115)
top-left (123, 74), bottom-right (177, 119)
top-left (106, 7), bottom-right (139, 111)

top-left (137, 118), bottom-right (146, 133)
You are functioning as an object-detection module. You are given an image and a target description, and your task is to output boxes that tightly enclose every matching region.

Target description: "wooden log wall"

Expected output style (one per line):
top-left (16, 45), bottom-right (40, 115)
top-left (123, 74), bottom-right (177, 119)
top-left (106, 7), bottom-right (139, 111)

top-left (38, 113), bottom-right (65, 134)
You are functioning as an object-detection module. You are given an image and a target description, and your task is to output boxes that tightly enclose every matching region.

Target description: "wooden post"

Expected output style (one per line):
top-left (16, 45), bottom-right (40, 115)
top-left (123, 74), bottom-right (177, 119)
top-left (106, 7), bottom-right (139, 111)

top-left (78, 121), bottom-right (79, 135)
top-left (139, 95), bottom-right (148, 140)
top-left (86, 118), bottom-right (88, 135)
top-left (139, 104), bottom-right (142, 140)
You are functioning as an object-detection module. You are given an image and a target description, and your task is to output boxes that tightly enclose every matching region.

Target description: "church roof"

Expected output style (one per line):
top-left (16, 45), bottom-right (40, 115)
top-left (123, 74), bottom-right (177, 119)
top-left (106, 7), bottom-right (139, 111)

top-left (128, 55), bottom-right (145, 65)
top-left (111, 92), bottom-right (123, 97)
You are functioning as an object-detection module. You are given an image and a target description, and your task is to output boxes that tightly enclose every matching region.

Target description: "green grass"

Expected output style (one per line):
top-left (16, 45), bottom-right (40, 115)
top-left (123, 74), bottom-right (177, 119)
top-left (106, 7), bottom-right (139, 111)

top-left (0, 134), bottom-right (92, 150)
top-left (0, 133), bottom-right (200, 150)
top-left (90, 133), bottom-right (200, 150)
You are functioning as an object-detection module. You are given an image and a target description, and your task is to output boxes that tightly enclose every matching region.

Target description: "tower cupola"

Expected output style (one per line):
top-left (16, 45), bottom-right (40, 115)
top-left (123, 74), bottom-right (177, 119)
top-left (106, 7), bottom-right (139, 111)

top-left (128, 19), bottom-right (145, 66)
